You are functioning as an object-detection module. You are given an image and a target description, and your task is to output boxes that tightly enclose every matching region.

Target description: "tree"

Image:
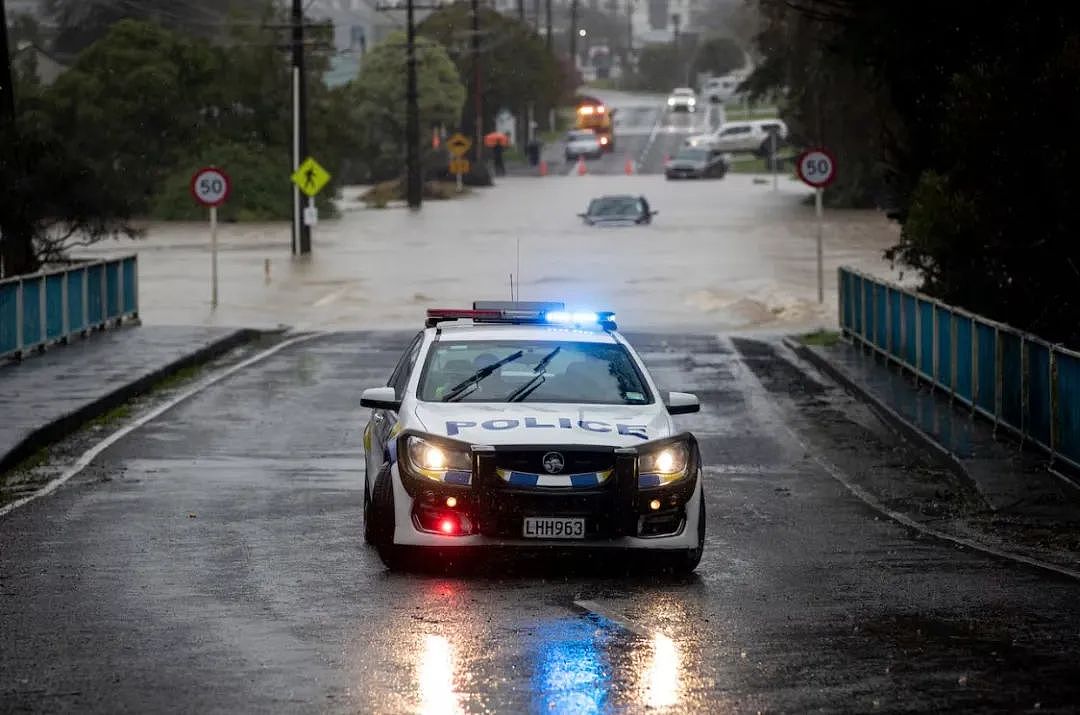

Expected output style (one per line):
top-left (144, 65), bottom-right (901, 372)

top-left (343, 32), bottom-right (465, 181)
top-left (0, 112), bottom-right (138, 275)
top-left (691, 36), bottom-right (745, 79)
top-left (633, 43), bottom-right (682, 92)
top-left (419, 3), bottom-right (573, 137)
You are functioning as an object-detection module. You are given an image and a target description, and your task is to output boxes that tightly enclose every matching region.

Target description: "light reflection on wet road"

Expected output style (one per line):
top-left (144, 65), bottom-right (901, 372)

top-left (3, 332), bottom-right (1079, 712)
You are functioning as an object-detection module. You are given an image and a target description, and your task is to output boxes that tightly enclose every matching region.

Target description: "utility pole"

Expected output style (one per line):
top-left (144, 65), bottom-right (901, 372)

top-left (517, 0), bottom-right (524, 23)
top-left (545, 0), bottom-right (552, 51)
top-left (405, 0), bottom-right (421, 208)
top-left (471, 0), bottom-right (482, 158)
top-left (569, 0), bottom-right (578, 67)
top-left (0, 0), bottom-right (14, 122)
top-left (291, 0), bottom-right (311, 255)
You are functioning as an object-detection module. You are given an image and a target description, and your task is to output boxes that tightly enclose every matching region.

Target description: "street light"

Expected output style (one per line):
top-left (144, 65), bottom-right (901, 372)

top-left (579, 28), bottom-right (587, 37)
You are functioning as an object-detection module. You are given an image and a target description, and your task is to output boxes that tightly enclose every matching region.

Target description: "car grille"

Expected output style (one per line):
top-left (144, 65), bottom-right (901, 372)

top-left (494, 449), bottom-right (615, 480)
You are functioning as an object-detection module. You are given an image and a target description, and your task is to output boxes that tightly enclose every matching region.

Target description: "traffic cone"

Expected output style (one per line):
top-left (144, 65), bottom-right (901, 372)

top-left (539, 159), bottom-right (548, 177)
top-left (576, 155), bottom-right (587, 176)
top-left (624, 157), bottom-right (634, 175)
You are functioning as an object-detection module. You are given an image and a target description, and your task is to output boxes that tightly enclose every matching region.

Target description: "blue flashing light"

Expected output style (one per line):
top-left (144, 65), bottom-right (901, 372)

top-left (548, 313), bottom-right (600, 326)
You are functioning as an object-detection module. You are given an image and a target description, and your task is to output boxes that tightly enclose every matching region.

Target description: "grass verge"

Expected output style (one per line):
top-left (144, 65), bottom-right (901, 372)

top-left (799, 329), bottom-right (843, 347)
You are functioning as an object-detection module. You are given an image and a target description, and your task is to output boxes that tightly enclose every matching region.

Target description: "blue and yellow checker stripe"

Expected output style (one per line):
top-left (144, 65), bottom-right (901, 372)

top-left (496, 468), bottom-right (613, 488)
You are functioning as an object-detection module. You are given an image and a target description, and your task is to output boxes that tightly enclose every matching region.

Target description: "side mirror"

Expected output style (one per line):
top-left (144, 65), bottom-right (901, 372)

top-left (650, 210), bottom-right (659, 216)
top-left (665, 391), bottom-right (700, 415)
top-left (361, 386), bottom-right (401, 411)
top-left (577, 213), bottom-right (587, 218)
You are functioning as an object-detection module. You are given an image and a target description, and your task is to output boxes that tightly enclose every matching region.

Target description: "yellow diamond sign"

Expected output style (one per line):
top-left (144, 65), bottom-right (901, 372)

top-left (291, 156), bottom-right (331, 197)
top-left (446, 133), bottom-right (472, 158)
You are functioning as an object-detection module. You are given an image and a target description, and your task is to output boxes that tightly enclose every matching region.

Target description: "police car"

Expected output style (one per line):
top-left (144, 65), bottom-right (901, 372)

top-left (360, 302), bottom-right (705, 572)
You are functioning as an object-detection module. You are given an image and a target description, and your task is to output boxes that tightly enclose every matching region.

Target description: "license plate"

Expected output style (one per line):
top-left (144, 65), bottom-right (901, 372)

top-left (523, 517), bottom-right (586, 539)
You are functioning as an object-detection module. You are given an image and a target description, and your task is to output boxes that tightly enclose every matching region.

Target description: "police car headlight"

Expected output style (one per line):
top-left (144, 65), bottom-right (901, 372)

top-left (638, 441), bottom-right (690, 485)
top-left (405, 436), bottom-right (471, 481)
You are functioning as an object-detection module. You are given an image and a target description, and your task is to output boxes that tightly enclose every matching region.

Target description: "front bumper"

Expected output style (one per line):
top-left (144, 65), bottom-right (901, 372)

top-left (390, 438), bottom-right (702, 550)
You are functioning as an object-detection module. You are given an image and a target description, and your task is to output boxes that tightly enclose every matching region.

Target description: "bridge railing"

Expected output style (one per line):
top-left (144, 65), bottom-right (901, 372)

top-left (0, 256), bottom-right (138, 360)
top-left (838, 267), bottom-right (1080, 472)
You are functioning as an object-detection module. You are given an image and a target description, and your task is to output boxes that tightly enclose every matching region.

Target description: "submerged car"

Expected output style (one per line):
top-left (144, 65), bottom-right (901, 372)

top-left (578, 195), bottom-right (657, 225)
top-left (665, 147), bottom-right (730, 179)
top-left (360, 303), bottom-right (705, 573)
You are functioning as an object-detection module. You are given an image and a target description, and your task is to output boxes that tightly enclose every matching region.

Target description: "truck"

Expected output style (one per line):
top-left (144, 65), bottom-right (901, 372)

top-left (574, 96), bottom-right (616, 153)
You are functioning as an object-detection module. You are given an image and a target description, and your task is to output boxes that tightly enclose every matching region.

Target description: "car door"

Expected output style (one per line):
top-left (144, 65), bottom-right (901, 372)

top-left (365, 331), bottom-right (423, 492)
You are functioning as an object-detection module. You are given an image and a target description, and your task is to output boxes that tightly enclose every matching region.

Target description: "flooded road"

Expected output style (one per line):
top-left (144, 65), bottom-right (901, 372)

top-left (80, 174), bottom-right (900, 334)
top-left (2, 333), bottom-right (1077, 712)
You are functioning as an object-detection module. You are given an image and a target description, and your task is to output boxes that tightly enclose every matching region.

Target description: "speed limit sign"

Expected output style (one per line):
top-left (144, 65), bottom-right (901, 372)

top-left (190, 167), bottom-right (231, 207)
top-left (795, 149), bottom-right (837, 188)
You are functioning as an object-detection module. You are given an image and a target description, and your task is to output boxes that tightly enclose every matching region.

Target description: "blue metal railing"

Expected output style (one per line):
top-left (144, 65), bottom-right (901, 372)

top-left (0, 256), bottom-right (138, 360)
top-left (838, 267), bottom-right (1080, 472)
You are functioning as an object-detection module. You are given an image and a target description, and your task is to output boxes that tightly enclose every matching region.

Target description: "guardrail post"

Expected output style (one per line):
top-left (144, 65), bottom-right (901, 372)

top-left (885, 287), bottom-right (893, 356)
top-left (860, 275), bottom-right (867, 347)
top-left (38, 276), bottom-right (46, 352)
top-left (132, 256), bottom-right (139, 319)
top-left (994, 326), bottom-right (1002, 436)
top-left (971, 320), bottom-right (979, 414)
top-left (1020, 335), bottom-right (1028, 447)
top-left (949, 312), bottom-right (958, 403)
top-left (1049, 346), bottom-right (1059, 467)
top-left (81, 265), bottom-right (89, 334)
top-left (99, 261), bottom-right (107, 329)
top-left (15, 278), bottom-right (24, 358)
top-left (61, 270), bottom-right (69, 342)
top-left (931, 302), bottom-right (939, 390)
top-left (914, 297), bottom-right (921, 386)
top-left (116, 259), bottom-right (124, 325)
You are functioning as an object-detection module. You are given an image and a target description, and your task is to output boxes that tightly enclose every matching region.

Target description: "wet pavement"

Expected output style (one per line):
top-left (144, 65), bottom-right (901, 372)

top-left (2, 331), bottom-right (1078, 713)
top-left (0, 326), bottom-right (250, 476)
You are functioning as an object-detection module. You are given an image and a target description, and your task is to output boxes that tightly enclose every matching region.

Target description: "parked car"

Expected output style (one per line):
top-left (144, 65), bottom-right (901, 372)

top-left (565, 129), bottom-right (604, 161)
top-left (578, 195), bottom-right (656, 225)
top-left (688, 120), bottom-right (789, 156)
top-left (664, 147), bottom-right (730, 180)
top-left (667, 87), bottom-right (697, 113)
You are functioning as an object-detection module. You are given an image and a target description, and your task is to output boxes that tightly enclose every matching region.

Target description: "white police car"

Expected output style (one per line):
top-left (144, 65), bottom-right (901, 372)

top-left (360, 302), bottom-right (705, 572)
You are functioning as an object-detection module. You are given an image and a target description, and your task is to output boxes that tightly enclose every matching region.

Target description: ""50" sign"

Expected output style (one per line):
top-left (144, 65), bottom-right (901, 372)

top-left (795, 149), bottom-right (837, 188)
top-left (190, 167), bottom-right (231, 207)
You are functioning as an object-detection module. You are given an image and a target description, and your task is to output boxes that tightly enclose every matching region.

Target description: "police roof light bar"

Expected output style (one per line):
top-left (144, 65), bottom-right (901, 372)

top-left (425, 302), bottom-right (616, 329)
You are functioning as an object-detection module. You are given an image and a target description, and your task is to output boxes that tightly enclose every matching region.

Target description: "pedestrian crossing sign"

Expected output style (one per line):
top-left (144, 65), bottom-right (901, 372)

top-left (291, 156), bottom-right (331, 197)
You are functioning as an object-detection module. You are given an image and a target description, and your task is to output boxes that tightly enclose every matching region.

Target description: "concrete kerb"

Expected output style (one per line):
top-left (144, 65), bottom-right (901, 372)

top-left (0, 328), bottom-right (263, 476)
top-left (781, 335), bottom-right (973, 486)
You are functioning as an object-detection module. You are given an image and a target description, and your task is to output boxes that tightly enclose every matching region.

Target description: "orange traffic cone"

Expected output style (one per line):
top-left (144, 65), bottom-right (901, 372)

top-left (539, 159), bottom-right (548, 176)
top-left (624, 157), bottom-right (634, 175)
top-left (576, 155), bottom-right (587, 176)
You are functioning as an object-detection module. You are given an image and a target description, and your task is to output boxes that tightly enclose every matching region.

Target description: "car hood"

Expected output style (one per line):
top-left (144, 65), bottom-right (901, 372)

top-left (411, 402), bottom-right (672, 447)
top-left (668, 159), bottom-right (706, 169)
top-left (568, 140), bottom-right (599, 149)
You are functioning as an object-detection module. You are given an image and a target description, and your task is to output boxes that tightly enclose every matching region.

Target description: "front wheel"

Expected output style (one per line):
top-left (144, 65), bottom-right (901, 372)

top-left (371, 467), bottom-right (408, 571)
top-left (363, 470), bottom-right (376, 545)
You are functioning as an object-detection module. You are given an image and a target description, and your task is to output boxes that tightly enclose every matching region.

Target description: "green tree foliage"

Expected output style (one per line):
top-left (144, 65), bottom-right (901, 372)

top-left (343, 32), bottom-right (465, 182)
top-left (419, 3), bottom-right (573, 137)
top-left (632, 43), bottom-right (682, 92)
top-left (749, 0), bottom-right (1080, 345)
top-left (691, 36), bottom-right (745, 79)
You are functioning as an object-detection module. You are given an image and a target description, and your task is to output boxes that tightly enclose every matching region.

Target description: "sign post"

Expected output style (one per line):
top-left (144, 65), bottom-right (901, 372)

top-left (795, 148), bottom-right (837, 304)
top-left (446, 132), bottom-right (472, 192)
top-left (190, 167), bottom-right (231, 308)
top-left (290, 156), bottom-right (331, 237)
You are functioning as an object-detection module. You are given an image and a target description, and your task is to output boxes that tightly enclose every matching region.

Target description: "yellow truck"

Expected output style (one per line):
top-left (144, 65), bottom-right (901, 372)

top-left (574, 96), bottom-right (616, 153)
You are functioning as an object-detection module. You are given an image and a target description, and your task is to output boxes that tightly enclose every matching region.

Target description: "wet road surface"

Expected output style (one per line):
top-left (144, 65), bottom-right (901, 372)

top-left (3, 332), bottom-right (1078, 713)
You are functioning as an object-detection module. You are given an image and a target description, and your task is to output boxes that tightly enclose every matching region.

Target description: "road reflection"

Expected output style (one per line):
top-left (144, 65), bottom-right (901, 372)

top-left (533, 619), bottom-right (612, 714)
top-left (418, 633), bottom-right (462, 715)
top-left (643, 632), bottom-right (681, 708)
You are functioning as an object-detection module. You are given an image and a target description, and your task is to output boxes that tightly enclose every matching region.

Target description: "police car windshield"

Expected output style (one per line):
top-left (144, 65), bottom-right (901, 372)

top-left (418, 340), bottom-right (652, 405)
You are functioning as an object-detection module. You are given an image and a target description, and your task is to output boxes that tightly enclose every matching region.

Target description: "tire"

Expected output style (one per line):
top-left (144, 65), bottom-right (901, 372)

top-left (363, 468), bottom-right (376, 545)
top-left (371, 466), bottom-right (408, 571)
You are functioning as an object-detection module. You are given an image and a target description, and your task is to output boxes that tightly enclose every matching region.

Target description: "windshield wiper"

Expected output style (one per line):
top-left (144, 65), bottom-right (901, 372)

top-left (443, 350), bottom-right (524, 402)
top-left (506, 347), bottom-right (561, 403)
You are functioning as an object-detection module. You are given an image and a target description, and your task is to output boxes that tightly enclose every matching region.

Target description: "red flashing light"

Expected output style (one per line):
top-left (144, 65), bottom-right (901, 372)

top-left (439, 518), bottom-right (457, 535)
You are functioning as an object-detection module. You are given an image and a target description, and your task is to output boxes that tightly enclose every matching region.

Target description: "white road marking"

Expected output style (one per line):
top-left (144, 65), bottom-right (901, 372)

top-left (734, 338), bottom-right (1080, 582)
top-left (313, 286), bottom-right (348, 307)
top-left (0, 332), bottom-right (327, 518)
top-left (573, 600), bottom-right (654, 637)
